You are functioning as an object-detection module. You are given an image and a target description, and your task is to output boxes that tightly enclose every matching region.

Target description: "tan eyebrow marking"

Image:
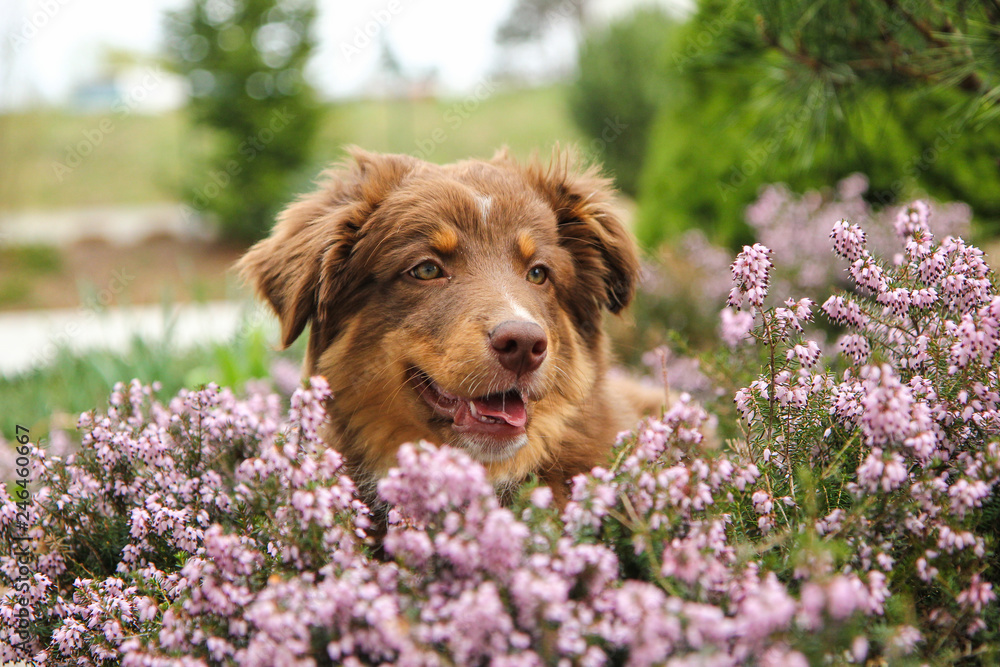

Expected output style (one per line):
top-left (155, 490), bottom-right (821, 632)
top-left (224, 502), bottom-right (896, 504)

top-left (517, 231), bottom-right (536, 261)
top-left (430, 226), bottom-right (459, 254)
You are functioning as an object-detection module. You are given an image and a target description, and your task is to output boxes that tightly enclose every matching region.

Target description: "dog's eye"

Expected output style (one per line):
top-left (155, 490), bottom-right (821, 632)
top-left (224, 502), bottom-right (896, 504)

top-left (526, 266), bottom-right (548, 285)
top-left (410, 261), bottom-right (444, 281)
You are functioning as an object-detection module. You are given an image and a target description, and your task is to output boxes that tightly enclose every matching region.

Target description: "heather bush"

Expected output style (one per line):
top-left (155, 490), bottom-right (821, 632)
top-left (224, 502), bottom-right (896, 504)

top-left (622, 175), bottom-right (972, 360)
top-left (3, 199), bottom-right (999, 664)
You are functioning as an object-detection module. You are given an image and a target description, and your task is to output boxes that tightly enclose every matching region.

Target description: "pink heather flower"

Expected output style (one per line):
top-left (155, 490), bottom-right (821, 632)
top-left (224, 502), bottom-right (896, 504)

top-left (822, 295), bottom-right (868, 328)
top-left (830, 219), bottom-right (867, 261)
top-left (728, 243), bottom-right (773, 310)
top-left (785, 297), bottom-right (814, 321)
top-left (937, 237), bottom-right (993, 313)
top-left (815, 509), bottom-right (845, 536)
top-left (859, 365), bottom-right (914, 446)
top-left (838, 334), bottom-right (871, 365)
top-left (917, 245), bottom-right (948, 284)
top-left (849, 253), bottom-right (887, 293)
top-left (826, 575), bottom-right (863, 620)
top-left (774, 297), bottom-right (814, 337)
top-left (948, 478), bottom-right (992, 518)
top-left (732, 463), bottom-right (760, 491)
top-left (857, 449), bottom-right (908, 492)
top-left (937, 526), bottom-right (978, 553)
top-left (894, 200), bottom-right (932, 239)
top-left (786, 341), bottom-right (821, 368)
top-left (128, 508), bottom-right (150, 540)
top-left (899, 335), bottom-right (932, 371)
top-left (751, 490), bottom-right (773, 515)
top-left (876, 286), bottom-right (911, 317)
top-left (910, 287), bottom-right (938, 309)
top-left (906, 229), bottom-right (935, 260)
top-left (377, 443), bottom-right (495, 523)
top-left (956, 573), bottom-right (996, 613)
top-left (761, 647), bottom-right (808, 667)
top-left (797, 582), bottom-right (825, 629)
top-left (529, 486), bottom-right (553, 509)
top-left (865, 571), bottom-right (889, 615)
top-left (946, 310), bottom-right (1000, 370)
top-left (967, 617), bottom-right (988, 637)
top-left (734, 387), bottom-right (756, 422)
top-left (851, 635), bottom-right (869, 662)
top-left (890, 626), bottom-right (923, 653)
top-left (737, 573), bottom-right (796, 641)
top-left (52, 618), bottom-right (87, 655)
top-left (719, 308), bottom-right (754, 347)
top-left (916, 556), bottom-right (939, 583)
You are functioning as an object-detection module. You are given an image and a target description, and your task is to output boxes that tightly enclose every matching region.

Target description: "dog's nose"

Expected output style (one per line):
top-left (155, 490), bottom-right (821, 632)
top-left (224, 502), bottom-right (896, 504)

top-left (489, 320), bottom-right (547, 375)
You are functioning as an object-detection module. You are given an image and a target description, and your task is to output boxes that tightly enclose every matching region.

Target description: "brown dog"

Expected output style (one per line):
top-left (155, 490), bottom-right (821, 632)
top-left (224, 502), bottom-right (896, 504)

top-left (238, 147), bottom-right (660, 505)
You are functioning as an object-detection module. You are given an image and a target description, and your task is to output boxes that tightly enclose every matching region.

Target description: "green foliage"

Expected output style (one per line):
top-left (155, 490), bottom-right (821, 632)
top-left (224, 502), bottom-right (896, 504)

top-left (741, 0), bottom-right (1000, 119)
top-left (570, 0), bottom-right (1000, 248)
top-left (165, 0), bottom-right (320, 241)
top-left (568, 8), bottom-right (678, 195)
top-left (0, 245), bottom-right (64, 307)
top-left (637, 55), bottom-right (1000, 247)
top-left (0, 245), bottom-right (63, 274)
top-left (0, 316), bottom-right (300, 439)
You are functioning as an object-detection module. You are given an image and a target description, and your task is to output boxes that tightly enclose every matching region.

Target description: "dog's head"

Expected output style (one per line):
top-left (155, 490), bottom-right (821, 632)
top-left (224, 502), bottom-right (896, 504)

top-left (239, 147), bottom-right (639, 480)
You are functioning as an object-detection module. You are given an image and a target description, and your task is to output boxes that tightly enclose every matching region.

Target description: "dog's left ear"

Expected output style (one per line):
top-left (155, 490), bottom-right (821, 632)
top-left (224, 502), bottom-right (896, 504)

top-left (236, 190), bottom-right (334, 351)
top-left (519, 151), bottom-right (640, 320)
top-left (237, 148), bottom-right (417, 358)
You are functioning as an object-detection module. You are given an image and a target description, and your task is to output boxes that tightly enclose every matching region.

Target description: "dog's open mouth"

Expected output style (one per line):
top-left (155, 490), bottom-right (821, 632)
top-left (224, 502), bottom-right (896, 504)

top-left (409, 369), bottom-right (527, 438)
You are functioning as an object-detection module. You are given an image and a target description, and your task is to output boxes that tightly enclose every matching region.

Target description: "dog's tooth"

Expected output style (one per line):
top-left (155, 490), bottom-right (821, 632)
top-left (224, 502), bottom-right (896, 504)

top-left (469, 401), bottom-right (479, 418)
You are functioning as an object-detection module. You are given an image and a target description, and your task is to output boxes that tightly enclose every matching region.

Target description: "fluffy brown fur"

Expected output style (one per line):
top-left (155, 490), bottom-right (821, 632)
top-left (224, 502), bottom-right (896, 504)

top-left (238, 147), bottom-right (661, 506)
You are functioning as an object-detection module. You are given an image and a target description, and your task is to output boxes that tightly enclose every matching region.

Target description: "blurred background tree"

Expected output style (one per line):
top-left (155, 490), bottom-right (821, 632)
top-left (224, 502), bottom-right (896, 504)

top-left (568, 8), bottom-right (677, 196)
top-left (567, 0), bottom-right (1000, 249)
top-left (166, 0), bottom-right (320, 242)
top-left (496, 0), bottom-right (589, 45)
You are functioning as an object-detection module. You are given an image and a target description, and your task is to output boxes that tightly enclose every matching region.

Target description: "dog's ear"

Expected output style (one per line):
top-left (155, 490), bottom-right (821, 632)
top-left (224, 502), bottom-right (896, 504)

top-left (517, 149), bottom-right (640, 321)
top-left (237, 148), bottom-right (416, 353)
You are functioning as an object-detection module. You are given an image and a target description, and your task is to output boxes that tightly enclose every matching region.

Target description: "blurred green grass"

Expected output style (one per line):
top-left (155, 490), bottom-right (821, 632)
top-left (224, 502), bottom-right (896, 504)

top-left (0, 245), bottom-right (65, 307)
top-left (0, 320), bottom-right (304, 440)
top-left (314, 85), bottom-right (584, 164)
top-left (0, 109), bottom-right (193, 210)
top-left (0, 85), bottom-right (583, 211)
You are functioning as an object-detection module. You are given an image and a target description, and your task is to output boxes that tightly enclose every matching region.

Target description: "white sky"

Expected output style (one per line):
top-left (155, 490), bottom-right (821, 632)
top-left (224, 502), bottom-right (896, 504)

top-left (0, 0), bottom-right (683, 109)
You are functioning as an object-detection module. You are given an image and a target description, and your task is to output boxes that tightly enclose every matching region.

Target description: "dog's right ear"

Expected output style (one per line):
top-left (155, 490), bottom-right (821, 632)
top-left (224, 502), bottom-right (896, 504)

top-left (237, 148), bottom-right (416, 351)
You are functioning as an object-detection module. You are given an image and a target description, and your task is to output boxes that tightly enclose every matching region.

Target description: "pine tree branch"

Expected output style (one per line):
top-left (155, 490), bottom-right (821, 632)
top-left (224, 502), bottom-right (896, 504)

top-left (880, 0), bottom-right (948, 48)
top-left (756, 1), bottom-right (993, 105)
top-left (755, 15), bottom-right (825, 74)
top-left (879, 0), bottom-right (988, 97)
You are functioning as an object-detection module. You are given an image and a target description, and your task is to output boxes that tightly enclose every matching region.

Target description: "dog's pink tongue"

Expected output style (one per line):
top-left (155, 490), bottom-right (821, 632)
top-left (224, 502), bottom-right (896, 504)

top-left (473, 392), bottom-right (527, 427)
